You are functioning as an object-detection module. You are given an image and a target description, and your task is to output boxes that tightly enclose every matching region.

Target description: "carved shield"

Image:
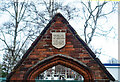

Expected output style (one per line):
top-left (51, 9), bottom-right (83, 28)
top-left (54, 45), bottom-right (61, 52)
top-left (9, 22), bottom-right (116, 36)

top-left (52, 32), bottom-right (66, 49)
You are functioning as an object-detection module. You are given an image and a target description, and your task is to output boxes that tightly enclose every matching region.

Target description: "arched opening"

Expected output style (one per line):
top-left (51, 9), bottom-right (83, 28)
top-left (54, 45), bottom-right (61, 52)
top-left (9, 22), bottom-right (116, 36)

top-left (24, 54), bottom-right (94, 82)
top-left (36, 65), bottom-right (84, 81)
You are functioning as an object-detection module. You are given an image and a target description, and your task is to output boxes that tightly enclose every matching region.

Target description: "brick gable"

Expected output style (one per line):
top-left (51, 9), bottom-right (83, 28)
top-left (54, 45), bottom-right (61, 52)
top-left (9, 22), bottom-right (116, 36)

top-left (7, 13), bottom-right (115, 81)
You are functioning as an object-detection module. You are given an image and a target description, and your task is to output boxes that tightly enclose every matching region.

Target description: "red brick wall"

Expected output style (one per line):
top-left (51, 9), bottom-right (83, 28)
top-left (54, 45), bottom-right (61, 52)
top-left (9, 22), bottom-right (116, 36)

top-left (9, 15), bottom-right (109, 81)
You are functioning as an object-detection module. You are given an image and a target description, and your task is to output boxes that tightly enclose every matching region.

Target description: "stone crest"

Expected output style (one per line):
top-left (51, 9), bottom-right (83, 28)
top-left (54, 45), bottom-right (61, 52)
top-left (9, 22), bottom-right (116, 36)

top-left (52, 32), bottom-right (66, 49)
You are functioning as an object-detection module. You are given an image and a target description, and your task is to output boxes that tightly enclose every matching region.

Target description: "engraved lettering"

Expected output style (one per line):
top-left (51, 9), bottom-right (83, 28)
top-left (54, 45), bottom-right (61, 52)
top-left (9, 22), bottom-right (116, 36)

top-left (52, 32), bottom-right (66, 49)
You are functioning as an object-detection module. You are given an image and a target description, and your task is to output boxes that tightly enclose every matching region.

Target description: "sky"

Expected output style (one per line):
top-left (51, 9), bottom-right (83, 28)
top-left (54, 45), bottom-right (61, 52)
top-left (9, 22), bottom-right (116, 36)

top-left (66, 1), bottom-right (118, 63)
top-left (69, 14), bottom-right (118, 63)
top-left (0, 0), bottom-right (118, 63)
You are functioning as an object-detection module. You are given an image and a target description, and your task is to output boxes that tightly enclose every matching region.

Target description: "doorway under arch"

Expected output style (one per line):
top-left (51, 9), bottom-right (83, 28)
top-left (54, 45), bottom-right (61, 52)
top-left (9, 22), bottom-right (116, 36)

top-left (24, 54), bottom-right (94, 82)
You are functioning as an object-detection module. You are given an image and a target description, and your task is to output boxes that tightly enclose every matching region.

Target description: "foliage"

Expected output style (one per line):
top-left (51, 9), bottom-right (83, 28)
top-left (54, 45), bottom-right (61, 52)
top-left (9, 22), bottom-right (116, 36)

top-left (0, 63), bottom-right (8, 77)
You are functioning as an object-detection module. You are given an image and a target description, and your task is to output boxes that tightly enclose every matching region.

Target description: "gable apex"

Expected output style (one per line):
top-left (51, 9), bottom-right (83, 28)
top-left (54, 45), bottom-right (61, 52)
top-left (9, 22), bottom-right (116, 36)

top-left (7, 13), bottom-right (115, 81)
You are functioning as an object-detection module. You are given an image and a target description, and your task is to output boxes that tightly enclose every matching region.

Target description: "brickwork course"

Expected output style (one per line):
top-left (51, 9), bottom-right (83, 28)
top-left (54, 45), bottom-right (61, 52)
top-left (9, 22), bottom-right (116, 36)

top-left (7, 13), bottom-right (115, 82)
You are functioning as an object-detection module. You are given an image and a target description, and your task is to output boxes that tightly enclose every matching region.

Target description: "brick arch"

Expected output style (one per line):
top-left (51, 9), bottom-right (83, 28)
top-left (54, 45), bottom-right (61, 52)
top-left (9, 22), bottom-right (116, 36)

top-left (24, 54), bottom-right (94, 82)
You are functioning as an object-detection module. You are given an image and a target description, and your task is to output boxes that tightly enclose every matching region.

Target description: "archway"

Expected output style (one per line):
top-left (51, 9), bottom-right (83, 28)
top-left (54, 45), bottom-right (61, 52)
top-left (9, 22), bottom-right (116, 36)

top-left (36, 65), bottom-right (84, 81)
top-left (24, 54), bottom-right (94, 82)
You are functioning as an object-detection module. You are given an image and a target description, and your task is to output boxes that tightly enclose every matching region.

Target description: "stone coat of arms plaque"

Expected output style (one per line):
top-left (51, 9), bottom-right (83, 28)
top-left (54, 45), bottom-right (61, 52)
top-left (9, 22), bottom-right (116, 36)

top-left (52, 32), bottom-right (66, 49)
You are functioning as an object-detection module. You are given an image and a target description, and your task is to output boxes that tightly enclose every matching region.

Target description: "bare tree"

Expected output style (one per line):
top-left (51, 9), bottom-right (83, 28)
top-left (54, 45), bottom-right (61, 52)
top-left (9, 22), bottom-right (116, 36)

top-left (108, 58), bottom-right (118, 64)
top-left (77, 1), bottom-right (118, 58)
top-left (80, 1), bottom-right (118, 44)
top-left (0, 0), bottom-right (78, 75)
top-left (0, 0), bottom-right (118, 76)
top-left (24, 0), bottom-right (77, 25)
top-left (0, 0), bottom-right (32, 74)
